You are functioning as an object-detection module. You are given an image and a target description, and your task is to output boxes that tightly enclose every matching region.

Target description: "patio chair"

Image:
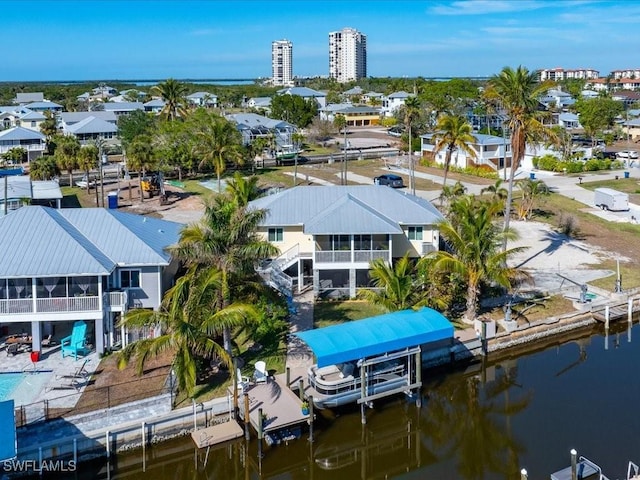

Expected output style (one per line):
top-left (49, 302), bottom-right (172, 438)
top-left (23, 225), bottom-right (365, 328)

top-left (41, 335), bottom-right (56, 347)
top-left (61, 321), bottom-right (90, 360)
top-left (6, 343), bottom-right (21, 356)
top-left (56, 359), bottom-right (90, 380)
top-left (253, 361), bottom-right (268, 384)
top-left (236, 368), bottom-right (251, 393)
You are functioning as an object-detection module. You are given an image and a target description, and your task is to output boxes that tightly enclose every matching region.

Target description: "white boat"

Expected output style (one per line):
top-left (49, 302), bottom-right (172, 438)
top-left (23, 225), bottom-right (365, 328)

top-left (275, 145), bottom-right (302, 160)
top-left (307, 353), bottom-right (411, 409)
top-left (76, 176), bottom-right (96, 189)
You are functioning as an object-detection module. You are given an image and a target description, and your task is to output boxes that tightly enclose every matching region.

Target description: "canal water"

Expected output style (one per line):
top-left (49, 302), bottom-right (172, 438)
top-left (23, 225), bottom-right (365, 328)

top-left (72, 321), bottom-right (640, 479)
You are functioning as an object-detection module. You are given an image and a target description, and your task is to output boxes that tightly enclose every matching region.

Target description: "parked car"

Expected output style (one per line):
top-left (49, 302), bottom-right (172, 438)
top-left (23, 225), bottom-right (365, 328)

top-left (374, 174), bottom-right (404, 188)
top-left (387, 127), bottom-right (403, 137)
top-left (616, 150), bottom-right (638, 159)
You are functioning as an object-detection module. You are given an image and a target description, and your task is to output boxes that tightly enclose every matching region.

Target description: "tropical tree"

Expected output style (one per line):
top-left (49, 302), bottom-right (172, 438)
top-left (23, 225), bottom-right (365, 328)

top-left (39, 111), bottom-right (59, 154)
top-left (53, 135), bottom-right (80, 187)
top-left (574, 96), bottom-right (624, 146)
top-left (2, 147), bottom-right (27, 165)
top-left (190, 110), bottom-right (243, 192)
top-left (480, 179), bottom-right (508, 202)
top-left (291, 131), bottom-right (304, 186)
top-left (333, 114), bottom-right (348, 185)
top-left (403, 96), bottom-right (421, 194)
top-left (154, 119), bottom-right (196, 179)
top-left (151, 78), bottom-right (189, 121)
top-left (270, 94), bottom-right (318, 127)
top-left (225, 171), bottom-right (261, 206)
top-left (168, 196), bottom-right (279, 355)
top-left (431, 114), bottom-right (477, 199)
top-left (516, 178), bottom-right (549, 220)
top-left (126, 135), bottom-right (157, 202)
top-left (485, 66), bottom-right (554, 250)
top-left (118, 110), bottom-right (156, 148)
top-left (29, 155), bottom-right (59, 180)
top-left (77, 144), bottom-right (99, 193)
top-left (423, 195), bottom-right (528, 324)
top-left (359, 254), bottom-right (446, 312)
top-left (439, 180), bottom-right (468, 212)
top-left (118, 265), bottom-right (259, 396)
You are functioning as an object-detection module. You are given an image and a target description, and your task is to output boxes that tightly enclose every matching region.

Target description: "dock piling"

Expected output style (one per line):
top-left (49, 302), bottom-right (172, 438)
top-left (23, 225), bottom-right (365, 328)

top-left (629, 298), bottom-right (634, 324)
top-left (571, 449), bottom-right (577, 480)
top-left (605, 306), bottom-right (610, 330)
top-left (308, 395), bottom-right (314, 443)
top-left (298, 379), bottom-right (304, 401)
top-left (105, 431), bottom-right (110, 458)
top-left (243, 393), bottom-right (250, 441)
top-left (257, 407), bottom-right (264, 460)
top-left (520, 468), bottom-right (527, 480)
top-left (286, 367), bottom-right (290, 388)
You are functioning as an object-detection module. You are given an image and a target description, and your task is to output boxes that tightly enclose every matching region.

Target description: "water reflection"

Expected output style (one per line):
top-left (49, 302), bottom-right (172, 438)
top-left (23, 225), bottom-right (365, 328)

top-left (67, 318), bottom-right (640, 480)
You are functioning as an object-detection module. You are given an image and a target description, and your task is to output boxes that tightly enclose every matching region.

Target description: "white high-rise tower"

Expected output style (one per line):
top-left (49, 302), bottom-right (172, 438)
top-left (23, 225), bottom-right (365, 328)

top-left (329, 27), bottom-right (367, 83)
top-left (272, 39), bottom-right (293, 86)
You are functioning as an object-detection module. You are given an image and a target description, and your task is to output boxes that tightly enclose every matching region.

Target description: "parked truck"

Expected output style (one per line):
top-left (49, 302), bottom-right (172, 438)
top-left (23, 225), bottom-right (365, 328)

top-left (594, 187), bottom-right (629, 211)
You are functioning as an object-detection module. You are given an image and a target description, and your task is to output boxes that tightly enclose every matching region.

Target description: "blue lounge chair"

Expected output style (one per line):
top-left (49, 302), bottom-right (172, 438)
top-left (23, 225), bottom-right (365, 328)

top-left (61, 321), bottom-right (90, 360)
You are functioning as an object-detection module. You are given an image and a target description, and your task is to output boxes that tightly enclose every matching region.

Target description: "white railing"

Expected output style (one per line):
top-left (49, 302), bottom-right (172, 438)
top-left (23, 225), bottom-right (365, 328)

top-left (422, 243), bottom-right (436, 255)
top-left (103, 291), bottom-right (128, 310)
top-left (272, 243), bottom-right (300, 271)
top-left (316, 250), bottom-right (389, 263)
top-left (36, 296), bottom-right (100, 313)
top-left (0, 299), bottom-right (32, 314)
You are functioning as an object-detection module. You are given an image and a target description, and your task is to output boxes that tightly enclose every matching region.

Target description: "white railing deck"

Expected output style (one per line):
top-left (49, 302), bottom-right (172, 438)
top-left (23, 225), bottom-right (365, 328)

top-left (0, 291), bottom-right (128, 315)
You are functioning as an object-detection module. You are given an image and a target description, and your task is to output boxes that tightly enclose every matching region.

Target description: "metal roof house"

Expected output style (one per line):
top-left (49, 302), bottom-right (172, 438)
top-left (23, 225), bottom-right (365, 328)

top-left (186, 92), bottom-right (218, 108)
top-left (62, 116), bottom-right (118, 145)
top-left (249, 185), bottom-right (444, 298)
top-left (421, 132), bottom-right (512, 172)
top-left (0, 126), bottom-right (46, 161)
top-left (0, 177), bottom-right (63, 215)
top-left (0, 206), bottom-right (183, 355)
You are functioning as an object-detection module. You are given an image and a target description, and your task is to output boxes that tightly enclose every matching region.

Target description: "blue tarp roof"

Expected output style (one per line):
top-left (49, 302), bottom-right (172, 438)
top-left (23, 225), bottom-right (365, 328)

top-left (295, 307), bottom-right (454, 367)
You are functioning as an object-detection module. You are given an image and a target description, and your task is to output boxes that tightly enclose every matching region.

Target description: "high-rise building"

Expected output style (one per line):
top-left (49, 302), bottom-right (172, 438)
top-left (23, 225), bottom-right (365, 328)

top-left (272, 39), bottom-right (293, 87)
top-left (329, 27), bottom-right (367, 83)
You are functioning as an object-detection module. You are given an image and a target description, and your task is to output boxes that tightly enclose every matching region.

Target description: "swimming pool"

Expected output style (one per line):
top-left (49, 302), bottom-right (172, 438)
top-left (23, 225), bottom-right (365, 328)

top-left (0, 372), bottom-right (52, 404)
top-left (0, 373), bottom-right (23, 401)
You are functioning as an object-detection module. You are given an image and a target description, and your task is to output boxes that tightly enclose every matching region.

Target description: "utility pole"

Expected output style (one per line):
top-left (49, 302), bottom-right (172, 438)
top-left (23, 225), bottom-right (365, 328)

top-left (343, 124), bottom-right (348, 185)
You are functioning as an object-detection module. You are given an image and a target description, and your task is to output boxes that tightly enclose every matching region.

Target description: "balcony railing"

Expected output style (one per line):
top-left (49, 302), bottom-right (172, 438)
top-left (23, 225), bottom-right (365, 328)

top-left (104, 291), bottom-right (128, 310)
top-left (0, 294), bottom-right (108, 315)
top-left (315, 250), bottom-right (389, 263)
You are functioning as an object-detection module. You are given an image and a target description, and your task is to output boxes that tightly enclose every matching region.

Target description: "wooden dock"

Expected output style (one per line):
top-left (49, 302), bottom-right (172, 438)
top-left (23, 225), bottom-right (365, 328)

top-left (191, 421), bottom-right (243, 448)
top-left (592, 297), bottom-right (640, 323)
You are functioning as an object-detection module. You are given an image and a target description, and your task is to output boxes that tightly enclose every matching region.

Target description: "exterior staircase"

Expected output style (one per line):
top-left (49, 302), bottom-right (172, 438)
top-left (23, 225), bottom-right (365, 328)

top-left (257, 244), bottom-right (299, 297)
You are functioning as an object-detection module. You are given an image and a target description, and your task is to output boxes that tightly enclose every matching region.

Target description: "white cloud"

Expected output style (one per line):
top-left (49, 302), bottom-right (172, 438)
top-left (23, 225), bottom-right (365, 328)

top-left (429, 0), bottom-right (546, 16)
top-left (189, 28), bottom-right (219, 36)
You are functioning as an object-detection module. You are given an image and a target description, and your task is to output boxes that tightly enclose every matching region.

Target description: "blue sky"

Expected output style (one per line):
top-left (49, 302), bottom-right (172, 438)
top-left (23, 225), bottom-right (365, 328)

top-left (4, 0), bottom-right (640, 81)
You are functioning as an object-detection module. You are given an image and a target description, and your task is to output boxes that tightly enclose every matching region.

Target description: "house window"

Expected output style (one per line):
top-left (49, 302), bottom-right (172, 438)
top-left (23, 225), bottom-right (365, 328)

top-left (268, 228), bottom-right (283, 242)
top-left (408, 226), bottom-right (423, 241)
top-left (120, 270), bottom-right (141, 288)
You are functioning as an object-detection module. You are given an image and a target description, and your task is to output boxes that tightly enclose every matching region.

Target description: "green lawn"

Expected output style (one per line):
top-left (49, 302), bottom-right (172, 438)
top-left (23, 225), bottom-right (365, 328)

top-left (314, 300), bottom-right (386, 328)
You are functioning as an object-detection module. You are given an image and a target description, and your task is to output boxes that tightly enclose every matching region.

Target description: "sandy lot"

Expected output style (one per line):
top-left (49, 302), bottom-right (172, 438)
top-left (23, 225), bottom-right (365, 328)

top-left (508, 221), bottom-right (618, 295)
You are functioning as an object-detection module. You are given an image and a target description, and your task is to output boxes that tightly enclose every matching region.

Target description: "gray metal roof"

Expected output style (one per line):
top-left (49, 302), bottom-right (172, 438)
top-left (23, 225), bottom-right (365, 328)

top-left (66, 116), bottom-right (118, 135)
top-left (249, 186), bottom-right (443, 233)
top-left (0, 207), bottom-right (183, 277)
top-left (15, 92), bottom-right (44, 104)
top-left (277, 86), bottom-right (326, 97)
top-left (60, 111), bottom-right (117, 124)
top-left (0, 126), bottom-right (45, 141)
top-left (226, 113), bottom-right (294, 131)
top-left (187, 92), bottom-right (218, 99)
top-left (144, 99), bottom-right (165, 107)
top-left (103, 102), bottom-right (144, 111)
top-left (25, 101), bottom-right (62, 109)
top-left (3, 178), bottom-right (62, 201)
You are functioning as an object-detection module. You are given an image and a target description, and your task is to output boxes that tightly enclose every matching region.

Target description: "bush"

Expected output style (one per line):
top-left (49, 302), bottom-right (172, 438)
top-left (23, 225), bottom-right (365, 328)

top-left (558, 212), bottom-right (579, 237)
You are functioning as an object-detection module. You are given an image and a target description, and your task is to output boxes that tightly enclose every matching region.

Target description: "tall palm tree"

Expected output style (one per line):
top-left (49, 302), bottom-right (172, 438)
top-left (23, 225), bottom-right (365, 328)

top-left (77, 144), bottom-right (98, 193)
top-left (291, 131), bottom-right (304, 186)
top-left (53, 135), bottom-right (80, 187)
top-left (192, 112), bottom-right (243, 192)
top-left (225, 171), bottom-right (261, 206)
top-left (333, 114), bottom-right (347, 185)
top-left (431, 114), bottom-right (477, 199)
top-left (403, 96), bottom-right (421, 195)
top-left (480, 178), bottom-right (508, 201)
top-left (169, 196), bottom-right (279, 355)
top-left (127, 135), bottom-right (156, 202)
top-left (151, 78), bottom-right (188, 121)
top-left (118, 265), bottom-right (259, 396)
top-left (485, 66), bottom-right (554, 249)
top-left (29, 155), bottom-right (59, 181)
top-left (423, 195), bottom-right (527, 324)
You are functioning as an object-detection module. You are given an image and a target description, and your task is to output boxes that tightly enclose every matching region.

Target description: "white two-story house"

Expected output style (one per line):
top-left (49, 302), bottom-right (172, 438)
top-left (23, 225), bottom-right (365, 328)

top-left (0, 207), bottom-right (183, 355)
top-left (421, 133), bottom-right (512, 172)
top-left (249, 185), bottom-right (444, 299)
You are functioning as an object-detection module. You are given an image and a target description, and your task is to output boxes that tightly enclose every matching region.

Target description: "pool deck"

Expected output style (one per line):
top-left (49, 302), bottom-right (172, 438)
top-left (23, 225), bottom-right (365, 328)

top-left (0, 342), bottom-right (99, 407)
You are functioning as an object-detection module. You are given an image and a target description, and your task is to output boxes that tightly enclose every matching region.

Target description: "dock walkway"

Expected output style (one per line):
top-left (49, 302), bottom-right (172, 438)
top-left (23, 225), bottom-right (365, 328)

top-left (191, 421), bottom-right (243, 448)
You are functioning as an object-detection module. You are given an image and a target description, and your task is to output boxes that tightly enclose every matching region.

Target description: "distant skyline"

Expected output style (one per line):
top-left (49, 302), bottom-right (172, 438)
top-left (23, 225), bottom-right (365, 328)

top-left (4, 0), bottom-right (640, 82)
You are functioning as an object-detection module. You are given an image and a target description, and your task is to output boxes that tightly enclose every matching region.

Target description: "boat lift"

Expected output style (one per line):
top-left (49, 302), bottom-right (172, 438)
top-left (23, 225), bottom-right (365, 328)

top-left (556, 274), bottom-right (589, 303)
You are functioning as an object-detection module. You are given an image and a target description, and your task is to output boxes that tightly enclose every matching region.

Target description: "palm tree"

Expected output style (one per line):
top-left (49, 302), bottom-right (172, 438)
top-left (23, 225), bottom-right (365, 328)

top-left (127, 135), bottom-right (157, 202)
top-left (480, 178), bottom-right (508, 202)
top-left (169, 196), bottom-right (279, 355)
top-left (192, 112), bottom-right (243, 192)
top-left (485, 66), bottom-right (554, 249)
top-left (53, 135), bottom-right (80, 187)
top-left (151, 78), bottom-right (188, 121)
top-left (431, 114), bottom-right (477, 200)
top-left (423, 195), bottom-right (527, 324)
top-left (333, 114), bottom-right (347, 185)
top-left (225, 171), bottom-right (261, 206)
top-left (29, 155), bottom-right (59, 181)
top-left (516, 178), bottom-right (549, 220)
top-left (359, 255), bottom-right (446, 312)
top-left (77, 144), bottom-right (98, 193)
top-left (291, 131), bottom-right (304, 186)
top-left (403, 96), bottom-right (421, 195)
top-left (118, 265), bottom-right (259, 396)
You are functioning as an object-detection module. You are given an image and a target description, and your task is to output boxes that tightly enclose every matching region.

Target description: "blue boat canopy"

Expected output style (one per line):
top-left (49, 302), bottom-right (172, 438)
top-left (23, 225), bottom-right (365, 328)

top-left (295, 307), bottom-right (454, 367)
